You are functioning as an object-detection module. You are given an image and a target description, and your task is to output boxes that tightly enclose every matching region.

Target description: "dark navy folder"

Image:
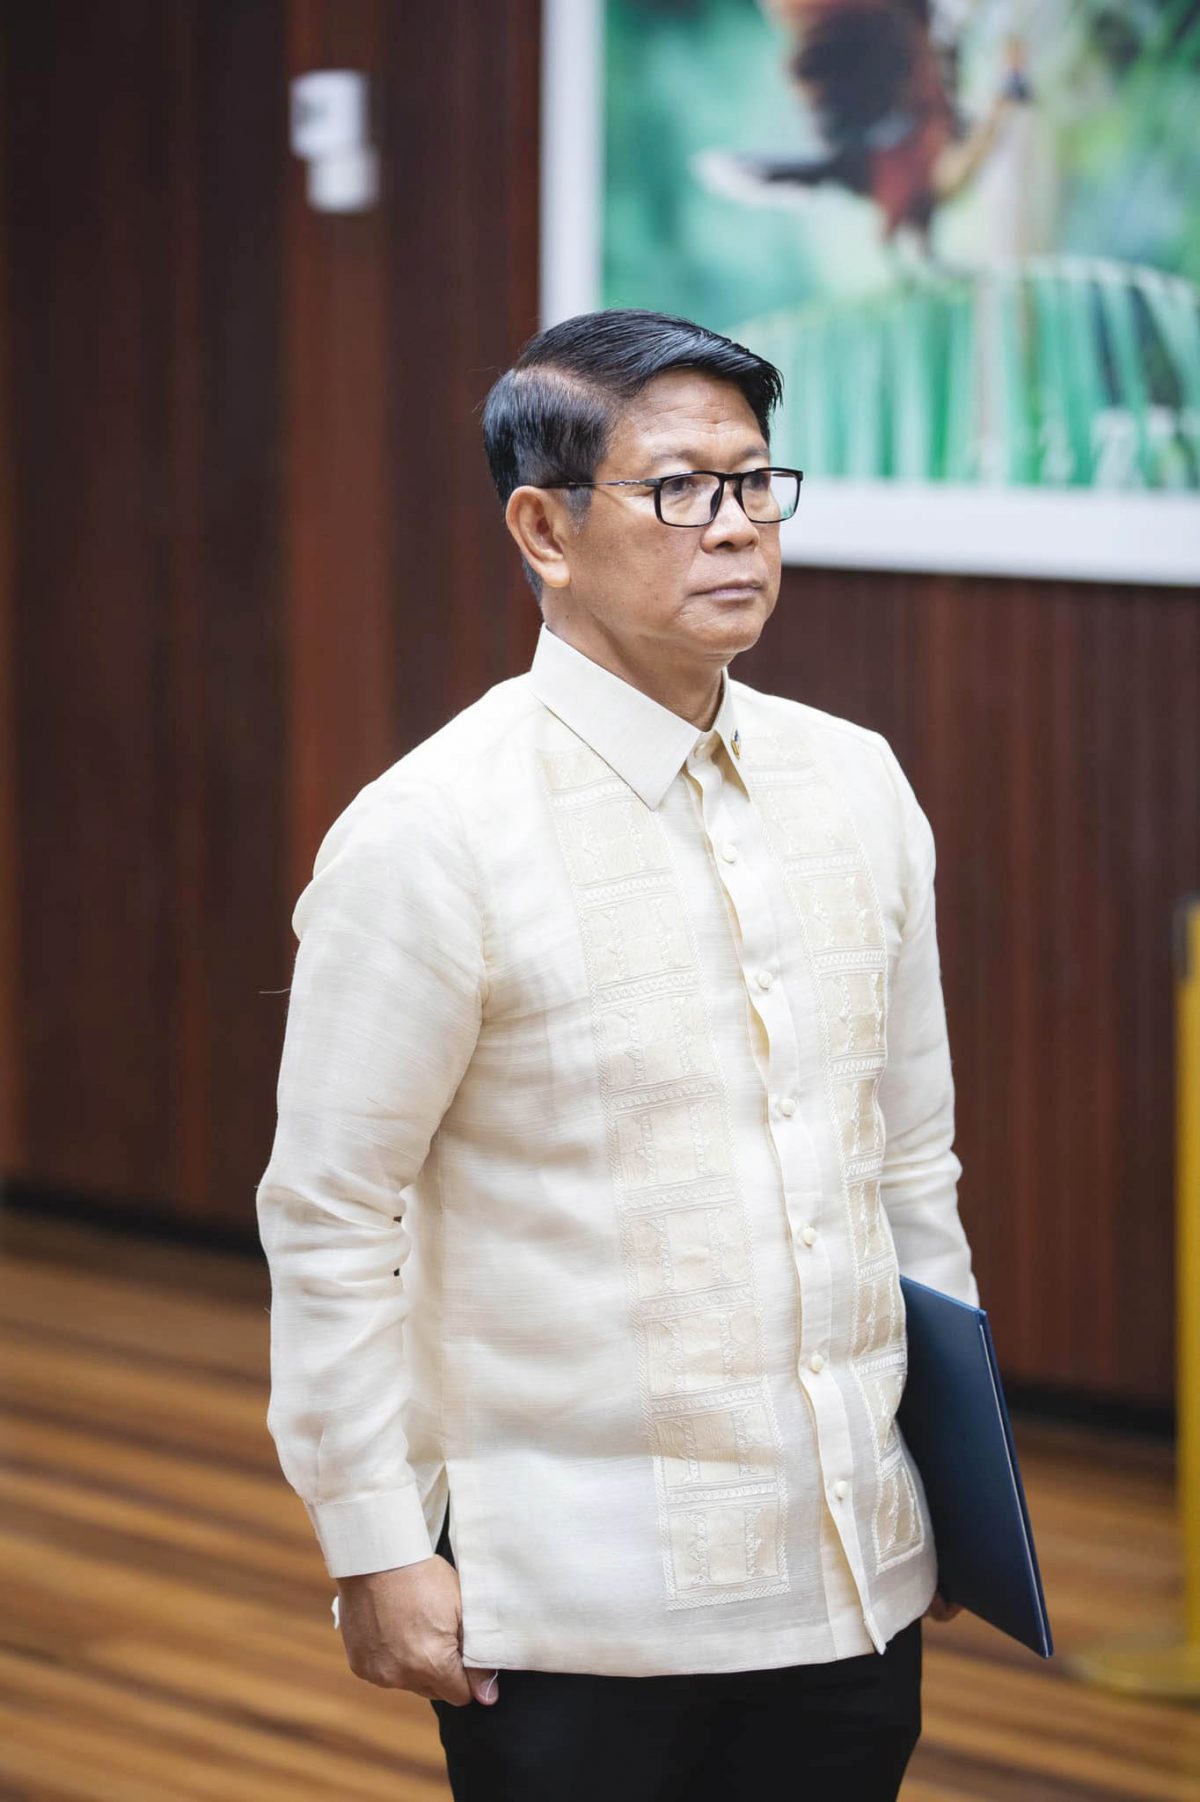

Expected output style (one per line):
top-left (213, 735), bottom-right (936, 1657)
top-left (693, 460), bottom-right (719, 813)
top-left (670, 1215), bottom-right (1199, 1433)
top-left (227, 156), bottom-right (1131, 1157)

top-left (897, 1275), bottom-right (1054, 1658)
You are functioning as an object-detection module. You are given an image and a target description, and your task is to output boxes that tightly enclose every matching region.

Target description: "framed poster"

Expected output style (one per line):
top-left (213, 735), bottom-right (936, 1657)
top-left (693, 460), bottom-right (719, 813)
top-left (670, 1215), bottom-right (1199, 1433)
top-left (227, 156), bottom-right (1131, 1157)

top-left (541, 0), bottom-right (1200, 585)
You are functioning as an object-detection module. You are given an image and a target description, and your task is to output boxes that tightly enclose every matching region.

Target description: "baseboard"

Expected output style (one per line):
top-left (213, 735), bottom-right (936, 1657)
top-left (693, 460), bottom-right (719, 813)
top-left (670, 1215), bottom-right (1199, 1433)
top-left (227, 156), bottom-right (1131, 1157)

top-left (1, 1175), bottom-right (261, 1258)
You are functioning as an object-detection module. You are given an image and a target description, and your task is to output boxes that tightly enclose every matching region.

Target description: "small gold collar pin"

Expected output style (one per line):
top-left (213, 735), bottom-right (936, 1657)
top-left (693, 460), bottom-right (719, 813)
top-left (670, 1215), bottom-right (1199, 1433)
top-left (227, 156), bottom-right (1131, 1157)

top-left (731, 728), bottom-right (742, 759)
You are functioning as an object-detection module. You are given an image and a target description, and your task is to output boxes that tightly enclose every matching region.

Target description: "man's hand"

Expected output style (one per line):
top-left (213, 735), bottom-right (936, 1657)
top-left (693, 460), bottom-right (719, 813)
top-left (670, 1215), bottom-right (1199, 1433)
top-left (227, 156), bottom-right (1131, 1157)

top-left (923, 1589), bottom-right (963, 1623)
top-left (336, 1554), bottom-right (501, 1707)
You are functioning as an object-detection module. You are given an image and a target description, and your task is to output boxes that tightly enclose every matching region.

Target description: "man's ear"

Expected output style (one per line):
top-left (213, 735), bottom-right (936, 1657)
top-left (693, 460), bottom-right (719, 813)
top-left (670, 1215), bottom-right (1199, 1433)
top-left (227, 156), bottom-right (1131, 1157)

top-left (504, 486), bottom-right (574, 591)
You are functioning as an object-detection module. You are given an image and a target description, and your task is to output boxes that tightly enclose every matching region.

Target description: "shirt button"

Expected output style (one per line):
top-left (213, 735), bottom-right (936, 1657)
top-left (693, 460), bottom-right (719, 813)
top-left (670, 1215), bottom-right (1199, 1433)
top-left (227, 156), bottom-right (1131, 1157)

top-left (809, 1352), bottom-right (826, 1374)
top-left (833, 1479), bottom-right (849, 1501)
top-left (801, 1224), bottom-right (818, 1247)
top-left (756, 968), bottom-right (774, 990)
top-left (720, 842), bottom-right (738, 863)
top-left (779, 1096), bottom-right (797, 1117)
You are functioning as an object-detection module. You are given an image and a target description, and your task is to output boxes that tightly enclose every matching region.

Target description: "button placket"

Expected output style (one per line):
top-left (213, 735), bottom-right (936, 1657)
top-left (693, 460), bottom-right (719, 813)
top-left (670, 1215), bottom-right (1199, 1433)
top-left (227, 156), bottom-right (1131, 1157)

top-left (693, 739), bottom-right (878, 1638)
top-left (701, 762), bottom-right (819, 1235)
top-left (697, 763), bottom-right (788, 1044)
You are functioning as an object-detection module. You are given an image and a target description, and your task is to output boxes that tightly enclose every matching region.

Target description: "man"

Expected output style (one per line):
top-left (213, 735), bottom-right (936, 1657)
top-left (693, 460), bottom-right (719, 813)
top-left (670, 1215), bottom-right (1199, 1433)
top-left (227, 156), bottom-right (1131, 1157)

top-left (256, 307), bottom-right (976, 1801)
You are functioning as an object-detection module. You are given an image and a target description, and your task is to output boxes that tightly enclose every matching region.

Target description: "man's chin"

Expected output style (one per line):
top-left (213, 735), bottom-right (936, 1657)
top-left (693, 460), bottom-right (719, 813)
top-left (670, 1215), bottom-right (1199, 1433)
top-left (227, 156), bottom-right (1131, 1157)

top-left (679, 597), bottom-right (771, 648)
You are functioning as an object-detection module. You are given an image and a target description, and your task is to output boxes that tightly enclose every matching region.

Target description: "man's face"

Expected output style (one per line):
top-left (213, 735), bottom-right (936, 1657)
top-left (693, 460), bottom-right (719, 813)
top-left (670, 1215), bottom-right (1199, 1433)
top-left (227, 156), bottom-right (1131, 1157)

top-left (547, 369), bottom-right (781, 671)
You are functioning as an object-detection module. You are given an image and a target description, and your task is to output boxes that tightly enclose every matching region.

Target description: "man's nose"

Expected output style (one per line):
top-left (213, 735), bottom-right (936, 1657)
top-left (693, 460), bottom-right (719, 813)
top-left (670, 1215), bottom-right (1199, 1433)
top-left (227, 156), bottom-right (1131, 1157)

top-left (703, 482), bottom-right (759, 547)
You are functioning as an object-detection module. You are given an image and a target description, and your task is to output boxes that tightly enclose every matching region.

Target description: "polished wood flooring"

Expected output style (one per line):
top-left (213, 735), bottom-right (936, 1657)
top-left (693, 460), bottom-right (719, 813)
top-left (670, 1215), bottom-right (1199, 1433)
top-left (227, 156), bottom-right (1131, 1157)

top-left (1, 1210), bottom-right (1197, 1800)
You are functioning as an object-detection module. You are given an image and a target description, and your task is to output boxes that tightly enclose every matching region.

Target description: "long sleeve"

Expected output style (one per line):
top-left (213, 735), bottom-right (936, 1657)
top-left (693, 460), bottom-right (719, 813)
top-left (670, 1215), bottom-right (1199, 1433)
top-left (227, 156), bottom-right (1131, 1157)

top-left (874, 742), bottom-right (979, 1306)
top-left (255, 775), bottom-right (487, 1577)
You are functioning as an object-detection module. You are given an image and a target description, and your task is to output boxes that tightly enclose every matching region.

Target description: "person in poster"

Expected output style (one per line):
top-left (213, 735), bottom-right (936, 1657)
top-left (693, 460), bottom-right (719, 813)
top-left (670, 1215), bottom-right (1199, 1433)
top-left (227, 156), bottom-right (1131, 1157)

top-left (704, 0), bottom-right (1033, 257)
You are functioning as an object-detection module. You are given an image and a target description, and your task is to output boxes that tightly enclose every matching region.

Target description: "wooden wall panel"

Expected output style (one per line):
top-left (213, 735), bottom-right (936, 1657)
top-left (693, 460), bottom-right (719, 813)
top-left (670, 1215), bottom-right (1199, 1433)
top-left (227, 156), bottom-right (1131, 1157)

top-left (284, 0), bottom-right (398, 898)
top-left (281, 0), bottom-right (542, 881)
top-left (0, 0), bottom-right (1195, 1408)
top-left (2, 1), bottom-right (289, 1221)
top-left (161, 0), bottom-right (208, 1219)
top-left (6, 2), bottom-right (178, 1206)
top-left (0, 25), bottom-right (15, 1172)
top-left (188, 1), bottom-right (291, 1227)
top-left (382, 0), bottom-right (543, 756)
top-left (0, 0), bottom-right (540, 1231)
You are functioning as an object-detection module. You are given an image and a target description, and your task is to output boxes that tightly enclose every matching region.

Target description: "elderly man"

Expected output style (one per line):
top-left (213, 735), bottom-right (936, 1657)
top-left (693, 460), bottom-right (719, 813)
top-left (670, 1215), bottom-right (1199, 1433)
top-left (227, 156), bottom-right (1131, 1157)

top-left (256, 306), bottom-right (976, 1801)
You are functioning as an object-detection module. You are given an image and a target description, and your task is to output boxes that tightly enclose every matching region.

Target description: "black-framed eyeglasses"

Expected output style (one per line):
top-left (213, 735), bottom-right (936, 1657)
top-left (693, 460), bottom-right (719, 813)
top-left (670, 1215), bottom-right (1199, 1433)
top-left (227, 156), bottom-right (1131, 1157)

top-left (540, 466), bottom-right (804, 528)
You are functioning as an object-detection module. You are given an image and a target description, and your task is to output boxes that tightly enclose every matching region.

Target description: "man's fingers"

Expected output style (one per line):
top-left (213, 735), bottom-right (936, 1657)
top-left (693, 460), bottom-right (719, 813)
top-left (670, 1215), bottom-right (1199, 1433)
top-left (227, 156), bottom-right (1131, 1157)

top-left (429, 1662), bottom-right (475, 1707)
top-left (351, 1651), bottom-right (474, 1704)
top-left (924, 1589), bottom-right (963, 1623)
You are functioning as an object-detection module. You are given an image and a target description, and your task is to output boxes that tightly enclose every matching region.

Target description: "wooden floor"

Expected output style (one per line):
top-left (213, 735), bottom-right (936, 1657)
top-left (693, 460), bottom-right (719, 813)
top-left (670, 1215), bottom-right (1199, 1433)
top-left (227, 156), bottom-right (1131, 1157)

top-left (1, 1211), bottom-right (1198, 1802)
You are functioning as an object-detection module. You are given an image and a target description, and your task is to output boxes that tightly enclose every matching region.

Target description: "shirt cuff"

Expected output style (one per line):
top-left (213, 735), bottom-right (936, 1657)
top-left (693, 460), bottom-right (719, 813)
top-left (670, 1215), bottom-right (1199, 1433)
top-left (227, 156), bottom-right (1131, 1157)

top-left (306, 1486), bottom-right (435, 1578)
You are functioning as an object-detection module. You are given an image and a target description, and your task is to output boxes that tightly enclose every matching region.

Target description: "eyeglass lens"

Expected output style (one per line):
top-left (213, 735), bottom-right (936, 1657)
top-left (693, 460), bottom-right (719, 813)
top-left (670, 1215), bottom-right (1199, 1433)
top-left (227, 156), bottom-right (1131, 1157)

top-left (658, 469), bottom-right (800, 525)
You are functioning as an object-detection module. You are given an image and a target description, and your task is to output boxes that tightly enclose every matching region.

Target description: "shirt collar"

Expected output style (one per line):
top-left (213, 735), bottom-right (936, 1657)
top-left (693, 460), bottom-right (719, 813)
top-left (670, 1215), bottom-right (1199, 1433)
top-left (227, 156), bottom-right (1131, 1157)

top-left (527, 621), bottom-right (742, 810)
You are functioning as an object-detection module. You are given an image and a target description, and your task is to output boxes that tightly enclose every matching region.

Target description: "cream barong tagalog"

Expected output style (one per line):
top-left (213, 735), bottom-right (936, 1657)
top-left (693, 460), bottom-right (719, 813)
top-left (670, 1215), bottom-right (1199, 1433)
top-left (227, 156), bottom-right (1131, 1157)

top-left (256, 622), bottom-right (978, 1676)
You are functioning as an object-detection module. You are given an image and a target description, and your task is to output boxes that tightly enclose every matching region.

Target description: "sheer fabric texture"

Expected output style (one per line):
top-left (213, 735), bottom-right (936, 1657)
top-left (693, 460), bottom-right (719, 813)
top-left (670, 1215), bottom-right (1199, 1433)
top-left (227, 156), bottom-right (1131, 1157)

top-left (256, 623), bottom-right (978, 1675)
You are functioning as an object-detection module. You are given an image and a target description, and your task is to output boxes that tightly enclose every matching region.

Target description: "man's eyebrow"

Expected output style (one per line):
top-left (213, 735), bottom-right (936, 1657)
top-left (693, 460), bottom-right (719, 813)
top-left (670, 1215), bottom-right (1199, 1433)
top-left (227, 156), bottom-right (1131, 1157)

top-left (639, 443), bottom-right (769, 472)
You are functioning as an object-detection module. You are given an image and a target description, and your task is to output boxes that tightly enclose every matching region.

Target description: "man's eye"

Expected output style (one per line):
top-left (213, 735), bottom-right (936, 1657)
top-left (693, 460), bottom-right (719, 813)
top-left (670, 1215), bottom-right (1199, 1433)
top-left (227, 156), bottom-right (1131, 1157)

top-left (660, 474), bottom-right (701, 498)
top-left (742, 468), bottom-right (771, 492)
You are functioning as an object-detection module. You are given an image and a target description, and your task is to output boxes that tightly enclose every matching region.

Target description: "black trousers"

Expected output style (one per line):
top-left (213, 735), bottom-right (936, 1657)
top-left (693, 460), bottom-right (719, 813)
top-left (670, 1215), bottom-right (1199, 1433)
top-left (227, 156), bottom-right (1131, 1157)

top-left (430, 1508), bottom-right (923, 1802)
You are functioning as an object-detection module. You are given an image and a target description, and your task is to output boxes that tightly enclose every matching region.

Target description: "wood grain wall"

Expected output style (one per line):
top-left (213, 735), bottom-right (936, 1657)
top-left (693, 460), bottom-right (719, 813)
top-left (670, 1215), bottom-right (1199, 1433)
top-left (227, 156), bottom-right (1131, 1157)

top-left (0, 0), bottom-right (1195, 1409)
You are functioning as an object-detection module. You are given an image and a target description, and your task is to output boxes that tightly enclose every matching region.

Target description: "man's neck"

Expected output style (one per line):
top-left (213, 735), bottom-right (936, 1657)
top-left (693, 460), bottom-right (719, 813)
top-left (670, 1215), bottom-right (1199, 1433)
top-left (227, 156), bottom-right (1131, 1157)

top-left (543, 616), bottom-right (724, 732)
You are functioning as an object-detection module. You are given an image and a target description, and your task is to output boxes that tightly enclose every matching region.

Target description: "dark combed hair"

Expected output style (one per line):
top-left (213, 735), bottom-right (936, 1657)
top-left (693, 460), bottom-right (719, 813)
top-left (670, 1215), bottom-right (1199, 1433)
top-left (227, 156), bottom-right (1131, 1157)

top-left (480, 307), bottom-right (784, 595)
